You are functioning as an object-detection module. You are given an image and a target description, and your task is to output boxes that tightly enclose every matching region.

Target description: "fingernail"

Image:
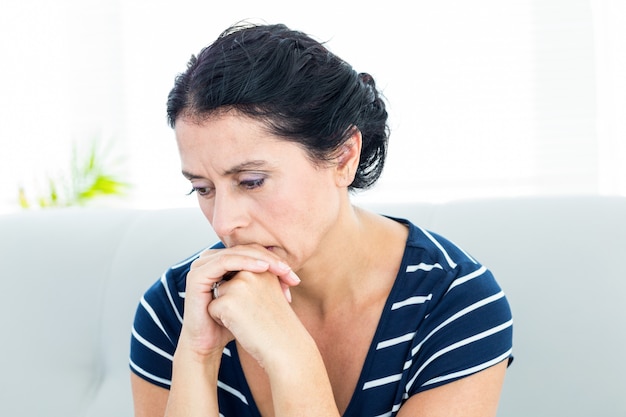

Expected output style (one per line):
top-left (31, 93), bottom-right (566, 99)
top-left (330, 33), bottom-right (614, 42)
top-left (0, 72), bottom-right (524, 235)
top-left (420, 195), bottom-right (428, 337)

top-left (289, 270), bottom-right (301, 283)
top-left (284, 287), bottom-right (293, 303)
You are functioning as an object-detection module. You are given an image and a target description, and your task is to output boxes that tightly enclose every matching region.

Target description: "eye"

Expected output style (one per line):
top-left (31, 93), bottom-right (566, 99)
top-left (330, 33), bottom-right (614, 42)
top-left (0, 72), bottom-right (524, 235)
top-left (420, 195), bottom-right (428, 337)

top-left (239, 177), bottom-right (265, 190)
top-left (187, 186), bottom-right (214, 197)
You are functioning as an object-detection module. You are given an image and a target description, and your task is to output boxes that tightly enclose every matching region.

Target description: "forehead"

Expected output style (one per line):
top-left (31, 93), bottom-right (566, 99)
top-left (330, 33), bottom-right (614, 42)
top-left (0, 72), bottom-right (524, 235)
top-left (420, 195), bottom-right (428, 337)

top-left (175, 111), bottom-right (284, 156)
top-left (176, 110), bottom-right (269, 141)
top-left (174, 112), bottom-right (316, 175)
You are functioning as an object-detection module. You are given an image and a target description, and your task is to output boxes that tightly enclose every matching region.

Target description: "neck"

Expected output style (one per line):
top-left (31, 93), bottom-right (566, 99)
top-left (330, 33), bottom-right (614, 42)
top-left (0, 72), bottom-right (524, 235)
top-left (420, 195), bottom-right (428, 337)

top-left (290, 204), bottom-right (406, 316)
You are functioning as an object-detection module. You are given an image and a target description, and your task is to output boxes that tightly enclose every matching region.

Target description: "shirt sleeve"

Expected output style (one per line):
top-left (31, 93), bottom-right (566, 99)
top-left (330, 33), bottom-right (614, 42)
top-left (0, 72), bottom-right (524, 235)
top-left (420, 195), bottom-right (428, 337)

top-left (405, 260), bottom-right (513, 395)
top-left (129, 263), bottom-right (190, 389)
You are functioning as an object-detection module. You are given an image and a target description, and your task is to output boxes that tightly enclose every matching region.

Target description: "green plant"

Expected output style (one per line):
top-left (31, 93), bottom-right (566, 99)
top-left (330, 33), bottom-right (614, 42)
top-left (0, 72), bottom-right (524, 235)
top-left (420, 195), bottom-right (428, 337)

top-left (18, 137), bottom-right (130, 209)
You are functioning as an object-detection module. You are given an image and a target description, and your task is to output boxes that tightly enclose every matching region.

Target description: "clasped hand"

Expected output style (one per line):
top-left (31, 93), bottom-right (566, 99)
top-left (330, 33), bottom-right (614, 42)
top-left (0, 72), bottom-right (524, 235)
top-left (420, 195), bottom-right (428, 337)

top-left (180, 244), bottom-right (302, 362)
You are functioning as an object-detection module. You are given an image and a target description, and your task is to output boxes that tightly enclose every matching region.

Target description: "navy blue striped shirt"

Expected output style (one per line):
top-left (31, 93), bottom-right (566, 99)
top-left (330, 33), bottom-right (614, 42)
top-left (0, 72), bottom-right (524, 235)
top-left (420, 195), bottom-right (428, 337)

top-left (130, 219), bottom-right (513, 416)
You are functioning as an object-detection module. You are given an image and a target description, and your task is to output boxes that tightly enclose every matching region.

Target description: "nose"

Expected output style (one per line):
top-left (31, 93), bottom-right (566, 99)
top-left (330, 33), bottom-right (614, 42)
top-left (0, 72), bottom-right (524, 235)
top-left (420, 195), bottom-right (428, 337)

top-left (208, 189), bottom-right (248, 238)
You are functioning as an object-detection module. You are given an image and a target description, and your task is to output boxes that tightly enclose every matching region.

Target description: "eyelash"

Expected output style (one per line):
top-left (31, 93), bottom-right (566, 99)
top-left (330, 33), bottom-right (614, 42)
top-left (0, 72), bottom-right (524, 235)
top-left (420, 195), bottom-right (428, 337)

top-left (239, 177), bottom-right (265, 190)
top-left (187, 186), bottom-right (211, 196)
top-left (187, 177), bottom-right (265, 196)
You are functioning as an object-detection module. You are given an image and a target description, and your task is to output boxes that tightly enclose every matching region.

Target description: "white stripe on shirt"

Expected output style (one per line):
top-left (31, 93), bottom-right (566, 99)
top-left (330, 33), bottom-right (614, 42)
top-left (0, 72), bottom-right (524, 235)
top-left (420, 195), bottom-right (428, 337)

top-left (217, 381), bottom-right (249, 405)
top-left (406, 263), bottom-right (443, 273)
top-left (131, 326), bottom-right (174, 361)
top-left (411, 291), bottom-right (506, 357)
top-left (377, 332), bottom-right (416, 350)
top-left (161, 272), bottom-right (183, 324)
top-left (422, 348), bottom-right (513, 387)
top-left (406, 318), bottom-right (514, 391)
top-left (363, 373), bottom-right (403, 390)
top-left (446, 265), bottom-right (488, 294)
top-left (391, 294), bottom-right (433, 310)
top-left (416, 226), bottom-right (458, 269)
top-left (129, 358), bottom-right (172, 386)
top-left (140, 296), bottom-right (171, 343)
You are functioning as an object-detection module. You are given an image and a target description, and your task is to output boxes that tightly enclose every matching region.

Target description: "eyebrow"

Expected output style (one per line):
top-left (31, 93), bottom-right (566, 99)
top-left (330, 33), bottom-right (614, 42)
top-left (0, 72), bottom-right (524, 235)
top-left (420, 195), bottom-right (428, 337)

top-left (182, 160), bottom-right (269, 180)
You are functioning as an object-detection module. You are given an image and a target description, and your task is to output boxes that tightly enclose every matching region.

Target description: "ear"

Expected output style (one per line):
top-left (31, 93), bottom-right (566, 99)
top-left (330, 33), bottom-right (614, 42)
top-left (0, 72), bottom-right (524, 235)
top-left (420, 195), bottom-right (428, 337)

top-left (335, 128), bottom-right (362, 187)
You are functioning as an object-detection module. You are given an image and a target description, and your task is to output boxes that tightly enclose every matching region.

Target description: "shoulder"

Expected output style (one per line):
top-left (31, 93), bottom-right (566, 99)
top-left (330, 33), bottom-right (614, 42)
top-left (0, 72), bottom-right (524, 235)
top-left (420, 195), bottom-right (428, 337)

top-left (402, 220), bottom-right (479, 270)
top-left (141, 251), bottom-right (197, 313)
top-left (359, 219), bottom-right (512, 414)
top-left (390, 219), bottom-right (490, 298)
top-left (392, 220), bottom-right (513, 394)
top-left (394, 219), bottom-right (510, 318)
top-left (142, 241), bottom-right (224, 308)
top-left (129, 244), bottom-right (218, 389)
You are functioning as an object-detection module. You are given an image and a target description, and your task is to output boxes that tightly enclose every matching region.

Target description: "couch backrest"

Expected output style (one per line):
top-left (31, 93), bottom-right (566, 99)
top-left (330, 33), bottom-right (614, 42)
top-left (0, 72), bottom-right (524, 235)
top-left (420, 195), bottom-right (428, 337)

top-left (0, 196), bottom-right (624, 416)
top-left (0, 208), bottom-right (213, 417)
top-left (389, 196), bottom-right (626, 417)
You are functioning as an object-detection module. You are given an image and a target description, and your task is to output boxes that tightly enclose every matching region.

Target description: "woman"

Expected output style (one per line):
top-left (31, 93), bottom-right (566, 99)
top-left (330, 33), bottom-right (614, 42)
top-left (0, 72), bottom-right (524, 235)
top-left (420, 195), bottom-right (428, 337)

top-left (130, 22), bottom-right (513, 417)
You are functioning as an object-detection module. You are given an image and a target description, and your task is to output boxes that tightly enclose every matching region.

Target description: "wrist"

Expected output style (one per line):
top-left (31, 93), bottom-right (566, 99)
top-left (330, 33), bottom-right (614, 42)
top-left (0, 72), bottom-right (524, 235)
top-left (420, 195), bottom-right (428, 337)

top-left (262, 330), bottom-right (321, 378)
top-left (173, 336), bottom-right (225, 372)
top-left (168, 342), bottom-right (222, 416)
top-left (262, 336), bottom-right (339, 416)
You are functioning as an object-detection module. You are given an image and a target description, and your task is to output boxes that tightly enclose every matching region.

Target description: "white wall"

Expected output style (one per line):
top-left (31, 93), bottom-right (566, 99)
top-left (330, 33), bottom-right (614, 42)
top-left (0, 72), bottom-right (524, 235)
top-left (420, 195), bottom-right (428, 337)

top-left (1, 0), bottom-right (624, 213)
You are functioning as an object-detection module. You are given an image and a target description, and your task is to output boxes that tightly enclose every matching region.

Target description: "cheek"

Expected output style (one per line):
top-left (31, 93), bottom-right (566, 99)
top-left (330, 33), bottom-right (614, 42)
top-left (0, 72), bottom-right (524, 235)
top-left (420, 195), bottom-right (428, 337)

top-left (262, 177), bottom-right (328, 227)
top-left (262, 179), bottom-right (339, 248)
top-left (196, 197), bottom-right (217, 227)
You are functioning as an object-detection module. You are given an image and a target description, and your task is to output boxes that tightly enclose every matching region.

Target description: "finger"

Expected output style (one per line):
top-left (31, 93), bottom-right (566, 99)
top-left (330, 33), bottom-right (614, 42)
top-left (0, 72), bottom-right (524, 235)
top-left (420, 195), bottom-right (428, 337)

top-left (267, 261), bottom-right (301, 287)
top-left (213, 270), bottom-right (290, 302)
top-left (198, 244), bottom-right (278, 263)
top-left (191, 253), bottom-right (271, 279)
top-left (196, 245), bottom-right (299, 285)
top-left (280, 281), bottom-right (293, 303)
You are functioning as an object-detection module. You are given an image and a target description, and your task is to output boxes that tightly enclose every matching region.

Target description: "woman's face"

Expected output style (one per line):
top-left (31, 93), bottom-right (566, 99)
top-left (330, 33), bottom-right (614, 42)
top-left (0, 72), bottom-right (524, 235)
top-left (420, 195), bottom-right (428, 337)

top-left (175, 111), bottom-right (347, 271)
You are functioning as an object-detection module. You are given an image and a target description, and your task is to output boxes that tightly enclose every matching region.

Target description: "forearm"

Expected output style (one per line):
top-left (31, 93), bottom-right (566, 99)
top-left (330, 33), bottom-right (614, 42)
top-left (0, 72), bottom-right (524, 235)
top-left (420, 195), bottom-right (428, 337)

top-left (265, 333), bottom-right (341, 417)
top-left (165, 343), bottom-right (221, 417)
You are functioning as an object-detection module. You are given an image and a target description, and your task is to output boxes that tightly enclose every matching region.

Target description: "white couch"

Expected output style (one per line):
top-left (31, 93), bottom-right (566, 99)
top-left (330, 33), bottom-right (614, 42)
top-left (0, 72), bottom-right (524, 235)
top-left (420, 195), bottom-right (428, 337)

top-left (1, 196), bottom-right (625, 416)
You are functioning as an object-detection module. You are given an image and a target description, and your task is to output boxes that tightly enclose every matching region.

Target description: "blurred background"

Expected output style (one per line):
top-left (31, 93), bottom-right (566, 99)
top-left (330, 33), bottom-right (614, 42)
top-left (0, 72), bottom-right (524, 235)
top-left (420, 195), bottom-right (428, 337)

top-left (1, 0), bottom-right (624, 213)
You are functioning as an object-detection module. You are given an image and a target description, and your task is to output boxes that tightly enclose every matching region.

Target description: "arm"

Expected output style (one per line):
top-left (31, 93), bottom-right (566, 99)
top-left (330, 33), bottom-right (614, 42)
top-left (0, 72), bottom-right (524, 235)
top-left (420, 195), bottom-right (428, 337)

top-left (396, 360), bottom-right (508, 417)
top-left (164, 341), bottom-right (222, 417)
top-left (156, 266), bottom-right (340, 417)
top-left (130, 244), bottom-right (301, 417)
top-left (130, 347), bottom-right (223, 417)
top-left (131, 373), bottom-right (169, 417)
top-left (208, 268), bottom-right (341, 416)
top-left (265, 341), bottom-right (340, 416)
